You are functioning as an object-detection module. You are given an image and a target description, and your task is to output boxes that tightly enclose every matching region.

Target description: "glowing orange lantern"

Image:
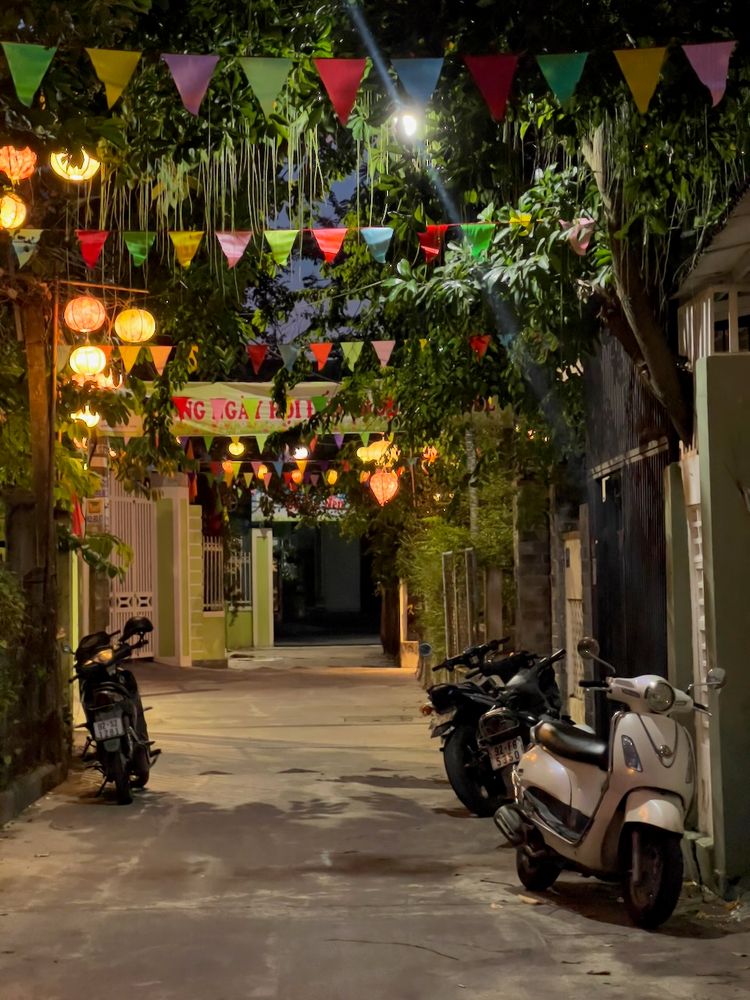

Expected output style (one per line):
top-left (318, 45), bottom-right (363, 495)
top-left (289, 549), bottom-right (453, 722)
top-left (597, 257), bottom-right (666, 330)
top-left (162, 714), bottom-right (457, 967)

top-left (0, 145), bottom-right (37, 183)
top-left (359, 471), bottom-right (371, 484)
top-left (291, 469), bottom-right (303, 485)
top-left (114, 307), bottom-right (156, 344)
top-left (325, 469), bottom-right (338, 486)
top-left (50, 149), bottom-right (100, 182)
top-left (64, 295), bottom-right (107, 334)
top-left (369, 468), bottom-right (399, 506)
top-left (69, 345), bottom-right (106, 378)
top-left (257, 463), bottom-right (268, 479)
top-left (0, 192), bottom-right (27, 230)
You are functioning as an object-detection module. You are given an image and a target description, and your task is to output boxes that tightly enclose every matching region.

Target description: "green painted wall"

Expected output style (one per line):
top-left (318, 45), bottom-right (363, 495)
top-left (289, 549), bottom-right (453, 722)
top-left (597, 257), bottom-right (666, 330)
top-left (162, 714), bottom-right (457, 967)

top-left (664, 464), bottom-right (693, 694)
top-left (697, 355), bottom-right (750, 885)
top-left (227, 609), bottom-right (253, 650)
top-left (187, 506), bottom-right (226, 665)
top-left (252, 529), bottom-right (274, 648)
top-left (155, 500), bottom-right (176, 659)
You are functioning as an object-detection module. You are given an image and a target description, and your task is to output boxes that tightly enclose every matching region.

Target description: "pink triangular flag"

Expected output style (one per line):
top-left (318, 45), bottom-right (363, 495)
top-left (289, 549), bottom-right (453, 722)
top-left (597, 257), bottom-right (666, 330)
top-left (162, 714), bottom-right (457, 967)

top-left (372, 340), bottom-right (395, 367)
top-left (149, 345), bottom-right (172, 375)
top-left (75, 230), bottom-right (109, 268)
top-left (314, 58), bottom-right (367, 125)
top-left (312, 228), bottom-right (348, 263)
top-left (334, 433), bottom-right (345, 448)
top-left (161, 53), bottom-right (219, 115)
top-left (559, 217), bottom-right (596, 255)
top-left (216, 230), bottom-right (253, 268)
top-left (309, 343), bottom-right (333, 370)
top-left (682, 42), bottom-right (736, 107)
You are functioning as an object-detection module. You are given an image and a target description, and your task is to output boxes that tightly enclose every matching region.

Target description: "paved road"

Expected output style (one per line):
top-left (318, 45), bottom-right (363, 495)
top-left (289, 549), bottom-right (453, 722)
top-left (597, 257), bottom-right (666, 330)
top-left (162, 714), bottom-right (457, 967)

top-left (1, 660), bottom-right (749, 999)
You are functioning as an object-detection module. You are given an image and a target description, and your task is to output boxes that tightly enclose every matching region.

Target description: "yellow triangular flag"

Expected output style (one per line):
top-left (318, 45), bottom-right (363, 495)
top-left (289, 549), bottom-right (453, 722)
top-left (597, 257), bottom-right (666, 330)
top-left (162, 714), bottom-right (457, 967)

top-left (187, 344), bottom-right (199, 373)
top-left (232, 462), bottom-right (243, 480)
top-left (169, 231), bottom-right (204, 268)
top-left (243, 471), bottom-right (254, 487)
top-left (613, 48), bottom-right (667, 114)
top-left (118, 345), bottom-right (142, 374)
top-left (296, 459), bottom-right (308, 476)
top-left (148, 345), bottom-right (172, 375)
top-left (419, 338), bottom-right (428, 350)
top-left (86, 49), bottom-right (142, 108)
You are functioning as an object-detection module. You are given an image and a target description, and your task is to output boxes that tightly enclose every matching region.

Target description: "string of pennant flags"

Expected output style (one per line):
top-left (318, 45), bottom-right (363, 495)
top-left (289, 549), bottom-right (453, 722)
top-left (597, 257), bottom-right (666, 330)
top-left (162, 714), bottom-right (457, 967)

top-left (0, 40), bottom-right (739, 121)
top-left (10, 215), bottom-right (595, 271)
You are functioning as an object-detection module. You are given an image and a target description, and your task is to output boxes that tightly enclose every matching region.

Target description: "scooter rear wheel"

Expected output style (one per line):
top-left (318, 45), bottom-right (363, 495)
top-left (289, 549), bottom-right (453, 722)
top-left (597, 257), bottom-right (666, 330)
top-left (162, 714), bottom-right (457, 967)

top-left (624, 824), bottom-right (683, 929)
top-left (516, 848), bottom-right (560, 891)
top-left (443, 724), bottom-right (505, 817)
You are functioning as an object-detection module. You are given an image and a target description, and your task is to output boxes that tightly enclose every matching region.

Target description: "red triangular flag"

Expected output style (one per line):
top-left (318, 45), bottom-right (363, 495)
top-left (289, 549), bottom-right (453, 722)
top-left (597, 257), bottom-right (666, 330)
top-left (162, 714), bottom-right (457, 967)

top-left (172, 396), bottom-right (190, 419)
top-left (247, 343), bottom-right (268, 374)
top-left (216, 230), bottom-right (253, 268)
top-left (71, 495), bottom-right (85, 538)
top-left (469, 334), bottom-right (491, 358)
top-left (312, 228), bottom-right (348, 263)
top-left (464, 54), bottom-right (519, 121)
top-left (418, 225), bottom-right (449, 264)
top-left (309, 343), bottom-right (333, 370)
top-left (75, 230), bottom-right (109, 268)
top-left (314, 58), bottom-right (367, 125)
top-left (372, 340), bottom-right (395, 367)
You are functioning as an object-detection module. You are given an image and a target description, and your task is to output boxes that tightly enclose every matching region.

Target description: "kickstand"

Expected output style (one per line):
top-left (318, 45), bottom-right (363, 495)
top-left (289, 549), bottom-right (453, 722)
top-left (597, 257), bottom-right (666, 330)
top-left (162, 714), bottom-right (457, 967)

top-left (95, 775), bottom-right (108, 797)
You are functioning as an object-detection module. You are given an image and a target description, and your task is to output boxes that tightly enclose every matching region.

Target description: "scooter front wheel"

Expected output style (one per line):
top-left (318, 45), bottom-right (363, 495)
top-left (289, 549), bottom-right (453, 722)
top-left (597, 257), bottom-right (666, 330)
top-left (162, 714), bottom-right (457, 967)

top-left (110, 752), bottom-right (133, 805)
top-left (624, 825), bottom-right (683, 929)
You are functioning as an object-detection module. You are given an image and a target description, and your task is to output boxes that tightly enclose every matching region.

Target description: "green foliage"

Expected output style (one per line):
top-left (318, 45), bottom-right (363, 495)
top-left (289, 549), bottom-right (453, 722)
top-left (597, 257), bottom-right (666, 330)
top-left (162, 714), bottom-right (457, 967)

top-left (57, 525), bottom-right (133, 579)
top-left (0, 563), bottom-right (26, 723)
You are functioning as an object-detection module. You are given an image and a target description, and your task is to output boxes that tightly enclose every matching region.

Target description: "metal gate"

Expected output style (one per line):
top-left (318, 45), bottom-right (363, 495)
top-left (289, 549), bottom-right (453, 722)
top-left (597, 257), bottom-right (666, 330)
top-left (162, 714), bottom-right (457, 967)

top-left (108, 474), bottom-right (156, 658)
top-left (563, 535), bottom-right (586, 724)
top-left (687, 504), bottom-right (713, 837)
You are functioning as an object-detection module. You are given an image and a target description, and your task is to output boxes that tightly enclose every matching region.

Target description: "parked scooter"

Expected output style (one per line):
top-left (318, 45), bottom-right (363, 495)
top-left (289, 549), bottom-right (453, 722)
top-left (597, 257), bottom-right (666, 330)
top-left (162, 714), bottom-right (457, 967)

top-left (70, 616), bottom-right (160, 804)
top-left (495, 636), bottom-right (726, 928)
top-left (424, 640), bottom-right (566, 816)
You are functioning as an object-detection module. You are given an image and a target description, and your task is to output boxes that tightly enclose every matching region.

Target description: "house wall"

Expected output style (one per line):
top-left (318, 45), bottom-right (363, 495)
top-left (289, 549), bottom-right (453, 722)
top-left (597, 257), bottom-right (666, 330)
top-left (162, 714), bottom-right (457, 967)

top-left (188, 507), bottom-right (226, 666)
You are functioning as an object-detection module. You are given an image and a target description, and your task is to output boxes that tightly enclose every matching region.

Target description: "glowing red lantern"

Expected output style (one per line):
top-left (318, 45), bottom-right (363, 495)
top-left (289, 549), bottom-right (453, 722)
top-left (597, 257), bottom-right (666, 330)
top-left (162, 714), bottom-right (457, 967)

top-left (0, 145), bottom-right (37, 183)
top-left (369, 468), bottom-right (399, 506)
top-left (64, 295), bottom-right (107, 334)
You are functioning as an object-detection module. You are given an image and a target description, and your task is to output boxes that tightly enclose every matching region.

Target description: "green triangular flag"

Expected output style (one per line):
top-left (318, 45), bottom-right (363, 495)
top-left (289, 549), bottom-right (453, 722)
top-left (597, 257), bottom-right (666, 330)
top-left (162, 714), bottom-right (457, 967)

top-left (461, 223), bottom-right (494, 258)
top-left (264, 229), bottom-right (298, 266)
top-left (123, 231), bottom-right (156, 266)
top-left (312, 396), bottom-right (327, 413)
top-left (341, 342), bottom-right (364, 369)
top-left (360, 432), bottom-right (371, 446)
top-left (1, 42), bottom-right (56, 106)
top-left (243, 471), bottom-right (253, 487)
top-left (255, 433), bottom-right (269, 452)
top-left (536, 52), bottom-right (588, 104)
top-left (203, 435), bottom-right (214, 452)
top-left (242, 398), bottom-right (258, 422)
top-left (238, 57), bottom-right (293, 117)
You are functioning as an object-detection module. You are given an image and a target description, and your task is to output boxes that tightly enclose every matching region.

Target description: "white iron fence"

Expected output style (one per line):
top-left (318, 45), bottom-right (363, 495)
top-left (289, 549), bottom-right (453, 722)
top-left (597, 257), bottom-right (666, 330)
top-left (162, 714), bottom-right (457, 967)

top-left (202, 536), bottom-right (252, 612)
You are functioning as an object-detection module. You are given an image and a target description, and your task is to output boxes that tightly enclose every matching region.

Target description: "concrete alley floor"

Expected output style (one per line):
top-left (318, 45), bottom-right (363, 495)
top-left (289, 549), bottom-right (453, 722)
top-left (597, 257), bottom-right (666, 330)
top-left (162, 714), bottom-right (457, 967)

top-left (1, 658), bottom-right (750, 1000)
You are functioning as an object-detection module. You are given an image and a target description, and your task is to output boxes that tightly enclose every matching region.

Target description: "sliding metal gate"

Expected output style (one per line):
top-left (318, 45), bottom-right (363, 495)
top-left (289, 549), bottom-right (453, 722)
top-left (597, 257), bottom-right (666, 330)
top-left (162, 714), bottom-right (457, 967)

top-left (107, 474), bottom-right (156, 658)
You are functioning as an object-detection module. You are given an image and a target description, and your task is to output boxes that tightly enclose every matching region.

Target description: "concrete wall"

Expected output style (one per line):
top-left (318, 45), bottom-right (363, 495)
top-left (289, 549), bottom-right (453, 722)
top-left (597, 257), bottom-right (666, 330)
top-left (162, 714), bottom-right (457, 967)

top-left (696, 355), bottom-right (750, 888)
top-left (513, 481), bottom-right (552, 653)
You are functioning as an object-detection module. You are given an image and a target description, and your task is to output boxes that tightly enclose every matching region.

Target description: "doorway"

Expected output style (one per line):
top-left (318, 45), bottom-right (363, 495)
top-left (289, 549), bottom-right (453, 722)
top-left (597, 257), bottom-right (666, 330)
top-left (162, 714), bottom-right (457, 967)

top-left (273, 522), bottom-right (380, 645)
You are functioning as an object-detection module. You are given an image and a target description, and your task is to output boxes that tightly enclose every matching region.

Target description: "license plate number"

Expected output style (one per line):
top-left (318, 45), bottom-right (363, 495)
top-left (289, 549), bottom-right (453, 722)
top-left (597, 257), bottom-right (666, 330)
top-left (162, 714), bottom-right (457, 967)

top-left (93, 716), bottom-right (124, 740)
top-left (489, 737), bottom-right (524, 770)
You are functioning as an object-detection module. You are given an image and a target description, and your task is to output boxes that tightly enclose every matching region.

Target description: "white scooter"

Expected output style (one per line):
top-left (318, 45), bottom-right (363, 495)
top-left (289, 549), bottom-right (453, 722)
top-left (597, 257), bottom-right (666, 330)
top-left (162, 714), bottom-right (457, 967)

top-left (495, 637), bottom-right (726, 928)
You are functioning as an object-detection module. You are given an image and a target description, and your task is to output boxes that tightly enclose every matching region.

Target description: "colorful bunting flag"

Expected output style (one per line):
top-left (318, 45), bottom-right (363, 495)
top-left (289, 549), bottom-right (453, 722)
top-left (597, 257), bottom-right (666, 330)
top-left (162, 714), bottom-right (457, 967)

top-left (559, 217), bottom-right (596, 255)
top-left (255, 433), bottom-right (268, 452)
top-left (463, 54), bottom-right (518, 121)
top-left (243, 471), bottom-right (254, 487)
top-left (264, 229), bottom-right (298, 266)
top-left (360, 431), bottom-right (371, 446)
top-left (216, 231), bottom-right (253, 268)
top-left (312, 228), bottom-right (348, 262)
top-left (392, 58), bottom-right (444, 105)
top-left (279, 344), bottom-right (299, 372)
top-left (272, 460), bottom-right (285, 478)
top-left (469, 335), bottom-right (491, 358)
top-left (11, 229), bottom-right (42, 268)
top-left (314, 58), bottom-right (367, 125)
top-left (334, 433), bottom-right (345, 448)
top-left (509, 212), bottom-right (533, 233)
top-left (123, 231), bottom-right (156, 266)
top-left (76, 230), bottom-right (109, 268)
top-left (372, 340), bottom-right (395, 367)
top-left (312, 396), bottom-right (328, 413)
top-left (613, 48), bottom-right (667, 114)
top-left (172, 396), bottom-right (190, 419)
top-left (310, 343), bottom-right (333, 370)
top-left (99, 345), bottom-right (114, 365)
top-left (296, 459), bottom-right (308, 476)
top-left (247, 343), bottom-right (268, 374)
top-left (161, 53), bottom-right (219, 115)
top-left (361, 227), bottom-right (394, 263)
top-left (86, 49), bottom-right (142, 107)
top-left (149, 345), bottom-right (172, 375)
top-left (119, 345), bottom-right (142, 373)
top-left (682, 41), bottom-right (736, 106)
top-left (211, 398), bottom-right (226, 421)
top-left (1, 42), bottom-right (56, 106)
top-left (461, 223), bottom-right (494, 258)
top-left (203, 435), bottom-right (214, 452)
top-left (418, 224), bottom-right (449, 263)
top-left (242, 398), bottom-right (258, 422)
top-left (238, 57), bottom-right (292, 117)
top-left (341, 342), bottom-right (364, 369)
top-left (536, 52), bottom-right (588, 104)
top-left (169, 231), bottom-right (204, 268)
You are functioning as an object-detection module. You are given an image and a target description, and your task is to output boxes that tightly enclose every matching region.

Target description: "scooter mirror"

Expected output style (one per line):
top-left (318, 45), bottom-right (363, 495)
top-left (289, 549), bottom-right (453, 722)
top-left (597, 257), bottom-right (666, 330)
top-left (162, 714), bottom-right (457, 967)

top-left (577, 636), bottom-right (600, 660)
top-left (706, 667), bottom-right (727, 690)
top-left (418, 642), bottom-right (433, 657)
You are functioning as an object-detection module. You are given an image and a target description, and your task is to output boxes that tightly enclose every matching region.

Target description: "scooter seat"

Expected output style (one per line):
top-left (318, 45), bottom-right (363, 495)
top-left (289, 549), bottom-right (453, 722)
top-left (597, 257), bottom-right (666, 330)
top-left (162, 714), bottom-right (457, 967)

top-left (532, 720), bottom-right (609, 769)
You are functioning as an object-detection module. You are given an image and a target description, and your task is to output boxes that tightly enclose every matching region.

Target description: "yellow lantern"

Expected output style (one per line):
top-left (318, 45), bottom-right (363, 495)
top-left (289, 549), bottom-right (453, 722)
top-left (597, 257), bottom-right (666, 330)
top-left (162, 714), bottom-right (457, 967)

top-left (369, 468), bottom-right (399, 506)
top-left (228, 437), bottom-right (245, 457)
top-left (0, 146), bottom-right (37, 183)
top-left (70, 405), bottom-right (100, 428)
top-left (325, 468), bottom-right (338, 486)
top-left (257, 463), bottom-right (269, 479)
top-left (64, 295), bottom-right (107, 334)
top-left (50, 149), bottom-right (101, 182)
top-left (291, 469), bottom-right (303, 485)
top-left (0, 192), bottom-right (27, 230)
top-left (69, 345), bottom-right (106, 378)
top-left (114, 307), bottom-right (156, 344)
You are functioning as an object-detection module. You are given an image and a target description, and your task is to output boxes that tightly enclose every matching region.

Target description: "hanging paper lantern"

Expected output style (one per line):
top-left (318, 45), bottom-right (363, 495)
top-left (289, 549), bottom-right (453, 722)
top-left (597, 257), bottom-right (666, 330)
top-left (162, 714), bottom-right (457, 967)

top-left (64, 295), bottom-right (107, 334)
top-left (69, 345), bottom-right (106, 378)
top-left (293, 445), bottom-right (309, 460)
top-left (256, 463), bottom-right (269, 479)
top-left (228, 437), bottom-right (245, 457)
top-left (70, 405), bottom-right (100, 428)
top-left (50, 149), bottom-right (101, 182)
top-left (291, 469), bottom-right (303, 485)
top-left (359, 470), bottom-right (371, 484)
top-left (0, 146), bottom-right (37, 183)
top-left (0, 192), bottom-right (27, 230)
top-left (114, 307), bottom-right (156, 344)
top-left (325, 469), bottom-right (338, 486)
top-left (369, 468), bottom-right (399, 506)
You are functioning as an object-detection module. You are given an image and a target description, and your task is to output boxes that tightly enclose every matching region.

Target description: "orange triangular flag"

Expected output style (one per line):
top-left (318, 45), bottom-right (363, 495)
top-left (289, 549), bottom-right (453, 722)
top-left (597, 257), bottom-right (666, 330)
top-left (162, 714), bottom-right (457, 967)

top-left (149, 345), bottom-right (172, 375)
top-left (613, 48), bottom-right (667, 114)
top-left (118, 345), bottom-right (142, 373)
top-left (312, 228), bottom-right (348, 263)
top-left (309, 342), bottom-right (333, 370)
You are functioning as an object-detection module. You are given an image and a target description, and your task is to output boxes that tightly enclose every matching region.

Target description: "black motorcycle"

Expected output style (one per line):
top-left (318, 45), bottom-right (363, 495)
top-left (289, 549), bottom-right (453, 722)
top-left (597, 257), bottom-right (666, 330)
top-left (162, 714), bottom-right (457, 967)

top-left (425, 643), bottom-right (566, 816)
top-left (71, 616), bottom-right (159, 804)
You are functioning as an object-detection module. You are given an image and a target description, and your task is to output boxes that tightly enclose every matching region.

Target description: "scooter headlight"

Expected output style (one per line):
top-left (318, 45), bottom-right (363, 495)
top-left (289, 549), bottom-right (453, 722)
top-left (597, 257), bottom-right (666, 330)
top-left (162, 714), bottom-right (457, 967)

top-left (645, 680), bottom-right (675, 713)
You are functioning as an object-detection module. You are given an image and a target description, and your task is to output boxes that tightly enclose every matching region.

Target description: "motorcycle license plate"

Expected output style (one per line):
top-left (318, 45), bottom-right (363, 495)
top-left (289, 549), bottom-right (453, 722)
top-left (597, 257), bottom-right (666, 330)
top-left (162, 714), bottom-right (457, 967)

top-left (489, 737), bottom-right (524, 770)
top-left (93, 717), bottom-right (124, 740)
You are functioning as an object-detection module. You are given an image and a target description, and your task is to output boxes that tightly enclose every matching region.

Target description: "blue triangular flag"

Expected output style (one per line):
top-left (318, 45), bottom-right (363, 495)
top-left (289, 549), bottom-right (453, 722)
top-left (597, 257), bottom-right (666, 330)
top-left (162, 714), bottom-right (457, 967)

top-left (272, 459), bottom-right (285, 478)
top-left (391, 58), bottom-right (444, 105)
top-left (361, 227), bottom-right (394, 263)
